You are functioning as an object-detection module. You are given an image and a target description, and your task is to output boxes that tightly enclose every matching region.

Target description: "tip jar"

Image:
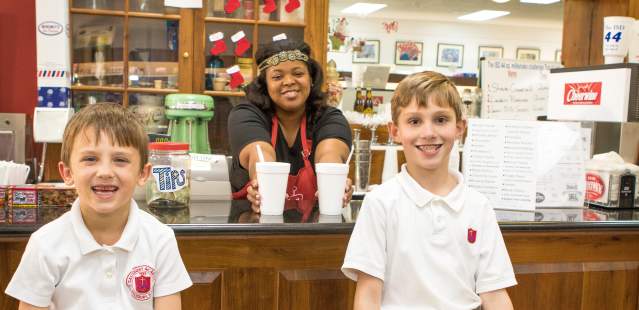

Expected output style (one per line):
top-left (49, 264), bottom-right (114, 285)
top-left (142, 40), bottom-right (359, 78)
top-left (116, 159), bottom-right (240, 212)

top-left (146, 142), bottom-right (191, 209)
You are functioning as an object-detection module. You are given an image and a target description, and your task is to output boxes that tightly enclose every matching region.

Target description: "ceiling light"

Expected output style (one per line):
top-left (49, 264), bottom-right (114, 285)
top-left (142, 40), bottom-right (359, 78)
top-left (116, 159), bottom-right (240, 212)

top-left (520, 0), bottom-right (560, 4)
top-left (458, 10), bottom-right (510, 21)
top-left (493, 0), bottom-right (510, 3)
top-left (340, 3), bottom-right (387, 15)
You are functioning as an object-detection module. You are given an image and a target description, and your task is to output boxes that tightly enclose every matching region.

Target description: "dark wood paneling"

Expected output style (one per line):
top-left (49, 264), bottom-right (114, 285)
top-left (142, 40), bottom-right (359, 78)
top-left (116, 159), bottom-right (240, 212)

top-left (562, 0), bottom-right (595, 67)
top-left (182, 271), bottom-right (222, 309)
top-left (278, 269), bottom-right (355, 310)
top-left (508, 271), bottom-right (583, 310)
top-left (304, 0), bottom-right (329, 70)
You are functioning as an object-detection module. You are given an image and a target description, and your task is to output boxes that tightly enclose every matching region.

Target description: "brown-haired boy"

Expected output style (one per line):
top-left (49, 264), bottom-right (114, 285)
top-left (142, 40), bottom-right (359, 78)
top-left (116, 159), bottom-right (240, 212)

top-left (342, 71), bottom-right (516, 309)
top-left (6, 103), bottom-right (192, 309)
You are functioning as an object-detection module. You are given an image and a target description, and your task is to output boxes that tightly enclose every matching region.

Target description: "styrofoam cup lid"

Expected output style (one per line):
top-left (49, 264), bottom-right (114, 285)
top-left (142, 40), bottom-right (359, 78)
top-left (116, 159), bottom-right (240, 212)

top-left (256, 162), bottom-right (290, 173)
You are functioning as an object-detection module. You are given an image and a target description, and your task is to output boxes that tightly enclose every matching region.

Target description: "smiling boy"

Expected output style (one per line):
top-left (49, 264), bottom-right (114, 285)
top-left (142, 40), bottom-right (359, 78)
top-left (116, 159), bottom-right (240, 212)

top-left (5, 103), bottom-right (192, 309)
top-left (342, 71), bottom-right (517, 309)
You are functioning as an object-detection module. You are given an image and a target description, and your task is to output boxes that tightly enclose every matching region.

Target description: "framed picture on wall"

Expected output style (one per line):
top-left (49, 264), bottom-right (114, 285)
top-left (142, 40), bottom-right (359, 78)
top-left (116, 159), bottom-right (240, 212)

top-left (352, 40), bottom-right (380, 64)
top-left (478, 46), bottom-right (503, 66)
top-left (516, 48), bottom-right (541, 61)
top-left (555, 49), bottom-right (562, 62)
top-left (394, 41), bottom-right (423, 66)
top-left (437, 43), bottom-right (464, 67)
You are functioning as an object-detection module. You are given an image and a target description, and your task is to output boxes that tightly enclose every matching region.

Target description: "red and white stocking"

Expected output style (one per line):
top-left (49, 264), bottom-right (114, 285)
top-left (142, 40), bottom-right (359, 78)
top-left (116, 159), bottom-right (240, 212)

top-left (231, 30), bottom-right (251, 56)
top-left (263, 0), bottom-right (277, 14)
top-left (208, 32), bottom-right (227, 56)
top-left (226, 65), bottom-right (244, 89)
top-left (285, 0), bottom-right (300, 13)
top-left (225, 0), bottom-right (240, 14)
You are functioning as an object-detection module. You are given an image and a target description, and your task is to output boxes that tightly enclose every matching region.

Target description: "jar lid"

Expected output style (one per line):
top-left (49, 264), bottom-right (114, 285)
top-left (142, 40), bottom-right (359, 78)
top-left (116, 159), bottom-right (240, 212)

top-left (149, 142), bottom-right (189, 151)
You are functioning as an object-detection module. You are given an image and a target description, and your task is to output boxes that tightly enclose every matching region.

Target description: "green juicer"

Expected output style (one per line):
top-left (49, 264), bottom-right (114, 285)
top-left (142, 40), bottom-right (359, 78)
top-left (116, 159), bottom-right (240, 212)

top-left (165, 94), bottom-right (215, 154)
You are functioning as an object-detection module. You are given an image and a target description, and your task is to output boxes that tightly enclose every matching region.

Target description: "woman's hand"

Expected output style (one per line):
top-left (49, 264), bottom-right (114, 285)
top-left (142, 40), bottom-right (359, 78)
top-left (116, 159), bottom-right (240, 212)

top-left (246, 179), bottom-right (261, 213)
top-left (343, 177), bottom-right (354, 207)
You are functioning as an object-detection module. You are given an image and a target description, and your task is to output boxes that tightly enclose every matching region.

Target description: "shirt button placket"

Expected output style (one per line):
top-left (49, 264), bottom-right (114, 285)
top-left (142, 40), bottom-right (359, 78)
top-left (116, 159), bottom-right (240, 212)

top-left (102, 248), bottom-right (118, 303)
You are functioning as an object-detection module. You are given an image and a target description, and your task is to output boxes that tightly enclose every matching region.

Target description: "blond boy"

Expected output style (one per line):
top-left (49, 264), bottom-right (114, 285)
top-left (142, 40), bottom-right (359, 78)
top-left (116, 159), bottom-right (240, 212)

top-left (5, 103), bottom-right (192, 309)
top-left (342, 72), bottom-right (516, 309)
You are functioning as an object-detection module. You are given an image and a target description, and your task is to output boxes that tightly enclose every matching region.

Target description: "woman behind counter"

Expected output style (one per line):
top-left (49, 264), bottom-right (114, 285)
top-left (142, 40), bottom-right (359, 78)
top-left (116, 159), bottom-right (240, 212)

top-left (228, 38), bottom-right (353, 212)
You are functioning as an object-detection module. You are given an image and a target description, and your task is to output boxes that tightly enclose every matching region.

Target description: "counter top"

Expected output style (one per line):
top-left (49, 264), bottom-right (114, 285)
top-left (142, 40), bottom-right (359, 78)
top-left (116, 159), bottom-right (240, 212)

top-left (2, 200), bottom-right (639, 237)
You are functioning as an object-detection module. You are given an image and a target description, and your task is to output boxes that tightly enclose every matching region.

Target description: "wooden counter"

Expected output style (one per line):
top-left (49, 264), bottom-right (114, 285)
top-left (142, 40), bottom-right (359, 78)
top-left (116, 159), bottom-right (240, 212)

top-left (1, 201), bottom-right (638, 309)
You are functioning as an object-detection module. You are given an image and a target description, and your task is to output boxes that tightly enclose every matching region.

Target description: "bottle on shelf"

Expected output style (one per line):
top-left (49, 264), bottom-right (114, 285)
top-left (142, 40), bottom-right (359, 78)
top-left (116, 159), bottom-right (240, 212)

top-left (363, 88), bottom-right (374, 116)
top-left (353, 87), bottom-right (363, 112)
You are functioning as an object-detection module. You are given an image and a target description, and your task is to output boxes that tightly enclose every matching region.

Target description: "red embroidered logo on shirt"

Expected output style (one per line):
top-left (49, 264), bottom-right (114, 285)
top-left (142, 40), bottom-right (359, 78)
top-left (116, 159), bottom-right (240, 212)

top-left (467, 228), bottom-right (477, 244)
top-left (125, 265), bottom-right (155, 301)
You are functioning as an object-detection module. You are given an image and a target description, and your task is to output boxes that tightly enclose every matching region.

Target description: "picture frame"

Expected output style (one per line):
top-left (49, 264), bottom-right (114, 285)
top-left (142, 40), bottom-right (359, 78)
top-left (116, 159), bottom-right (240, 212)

top-left (555, 49), bottom-right (562, 63)
top-left (437, 43), bottom-right (464, 68)
top-left (516, 47), bottom-right (541, 61)
top-left (352, 39), bottom-right (380, 64)
top-left (478, 46), bottom-right (503, 66)
top-left (394, 41), bottom-right (423, 66)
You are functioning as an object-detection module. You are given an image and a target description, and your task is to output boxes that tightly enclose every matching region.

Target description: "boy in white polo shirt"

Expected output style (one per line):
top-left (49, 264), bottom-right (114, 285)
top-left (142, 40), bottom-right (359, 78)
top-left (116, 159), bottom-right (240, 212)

top-left (5, 103), bottom-right (192, 309)
top-left (342, 71), bottom-right (517, 309)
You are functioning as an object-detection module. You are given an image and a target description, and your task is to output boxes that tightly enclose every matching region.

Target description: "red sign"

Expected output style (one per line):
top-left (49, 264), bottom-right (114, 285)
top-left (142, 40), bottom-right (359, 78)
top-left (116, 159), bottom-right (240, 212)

top-left (564, 82), bottom-right (602, 105)
top-left (467, 228), bottom-right (477, 244)
top-left (586, 173), bottom-right (605, 200)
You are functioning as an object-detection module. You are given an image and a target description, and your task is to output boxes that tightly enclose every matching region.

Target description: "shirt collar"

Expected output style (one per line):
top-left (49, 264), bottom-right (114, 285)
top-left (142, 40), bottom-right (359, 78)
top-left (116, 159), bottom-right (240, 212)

top-left (70, 199), bottom-right (140, 255)
top-left (396, 164), bottom-right (466, 213)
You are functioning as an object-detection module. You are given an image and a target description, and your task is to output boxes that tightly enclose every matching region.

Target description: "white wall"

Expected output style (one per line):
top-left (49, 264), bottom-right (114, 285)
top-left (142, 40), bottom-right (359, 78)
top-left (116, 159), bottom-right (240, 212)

top-left (328, 16), bottom-right (562, 76)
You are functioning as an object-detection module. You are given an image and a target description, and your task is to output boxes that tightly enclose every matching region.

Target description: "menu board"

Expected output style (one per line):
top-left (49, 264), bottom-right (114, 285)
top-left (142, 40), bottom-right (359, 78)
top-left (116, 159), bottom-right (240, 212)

top-left (463, 119), bottom-right (585, 211)
top-left (481, 59), bottom-right (561, 120)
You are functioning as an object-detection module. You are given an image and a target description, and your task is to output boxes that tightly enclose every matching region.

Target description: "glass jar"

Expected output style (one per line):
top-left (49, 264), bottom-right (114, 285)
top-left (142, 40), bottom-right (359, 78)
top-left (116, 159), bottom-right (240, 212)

top-left (237, 57), bottom-right (253, 84)
top-left (146, 142), bottom-right (191, 208)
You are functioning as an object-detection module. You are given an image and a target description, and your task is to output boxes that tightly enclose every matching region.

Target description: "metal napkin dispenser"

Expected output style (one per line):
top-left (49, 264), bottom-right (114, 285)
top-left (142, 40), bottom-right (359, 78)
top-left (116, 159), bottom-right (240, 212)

top-left (547, 63), bottom-right (639, 123)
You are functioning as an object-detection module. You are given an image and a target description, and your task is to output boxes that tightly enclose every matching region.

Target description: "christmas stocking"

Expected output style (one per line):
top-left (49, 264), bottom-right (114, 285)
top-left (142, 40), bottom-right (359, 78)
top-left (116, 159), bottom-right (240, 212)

top-left (285, 0), bottom-right (300, 13)
top-left (225, 0), bottom-right (240, 14)
top-left (263, 0), bottom-right (276, 14)
top-left (231, 31), bottom-right (251, 56)
top-left (227, 65), bottom-right (244, 89)
top-left (208, 32), bottom-right (227, 56)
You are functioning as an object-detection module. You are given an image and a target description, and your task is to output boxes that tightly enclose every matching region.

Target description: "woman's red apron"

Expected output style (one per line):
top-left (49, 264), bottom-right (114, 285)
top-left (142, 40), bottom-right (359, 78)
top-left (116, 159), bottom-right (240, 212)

top-left (232, 114), bottom-right (317, 219)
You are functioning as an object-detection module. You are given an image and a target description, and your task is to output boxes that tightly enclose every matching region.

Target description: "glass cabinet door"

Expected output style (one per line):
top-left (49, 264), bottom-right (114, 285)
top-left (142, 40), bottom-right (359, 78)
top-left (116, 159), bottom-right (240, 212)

top-left (70, 0), bottom-right (190, 135)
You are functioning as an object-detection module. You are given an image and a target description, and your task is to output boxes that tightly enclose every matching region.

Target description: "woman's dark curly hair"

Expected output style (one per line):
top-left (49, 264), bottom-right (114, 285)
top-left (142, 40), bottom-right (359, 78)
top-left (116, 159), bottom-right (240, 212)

top-left (246, 39), bottom-right (327, 125)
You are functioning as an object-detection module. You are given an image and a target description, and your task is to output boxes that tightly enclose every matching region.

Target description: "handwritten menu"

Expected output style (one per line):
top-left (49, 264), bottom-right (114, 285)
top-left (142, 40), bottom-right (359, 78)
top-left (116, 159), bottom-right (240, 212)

top-left (463, 119), bottom-right (585, 211)
top-left (481, 59), bottom-right (561, 120)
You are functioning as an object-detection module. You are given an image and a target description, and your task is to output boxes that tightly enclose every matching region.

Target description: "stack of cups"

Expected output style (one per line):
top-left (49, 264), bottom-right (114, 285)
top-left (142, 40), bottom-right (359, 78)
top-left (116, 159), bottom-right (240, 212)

top-left (316, 163), bottom-right (349, 215)
top-left (256, 162), bottom-right (290, 215)
top-left (603, 16), bottom-right (635, 64)
top-left (353, 139), bottom-right (371, 192)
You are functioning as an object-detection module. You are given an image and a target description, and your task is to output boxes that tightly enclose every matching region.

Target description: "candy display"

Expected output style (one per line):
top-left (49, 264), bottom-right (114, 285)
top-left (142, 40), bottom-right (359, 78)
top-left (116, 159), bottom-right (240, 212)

top-left (37, 183), bottom-right (77, 207)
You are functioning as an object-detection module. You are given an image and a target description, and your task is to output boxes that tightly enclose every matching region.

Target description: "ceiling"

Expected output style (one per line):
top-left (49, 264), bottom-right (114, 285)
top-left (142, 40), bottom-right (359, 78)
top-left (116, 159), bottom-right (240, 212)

top-left (329, 0), bottom-right (564, 29)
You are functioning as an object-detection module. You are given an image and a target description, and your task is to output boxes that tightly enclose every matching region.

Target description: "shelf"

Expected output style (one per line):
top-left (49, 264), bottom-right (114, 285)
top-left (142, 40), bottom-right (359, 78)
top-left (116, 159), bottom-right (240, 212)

top-left (257, 20), bottom-right (305, 28)
top-left (203, 90), bottom-right (246, 97)
top-left (70, 8), bottom-right (180, 20)
top-left (70, 8), bottom-right (125, 16)
top-left (71, 85), bottom-right (124, 92)
top-left (127, 87), bottom-right (179, 94)
top-left (204, 17), bottom-right (256, 25)
top-left (71, 85), bottom-right (179, 94)
top-left (127, 12), bottom-right (181, 20)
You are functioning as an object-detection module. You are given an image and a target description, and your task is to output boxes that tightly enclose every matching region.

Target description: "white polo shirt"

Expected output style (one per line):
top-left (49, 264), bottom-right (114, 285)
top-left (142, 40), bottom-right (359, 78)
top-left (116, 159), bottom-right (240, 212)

top-left (342, 165), bottom-right (517, 309)
top-left (5, 199), bottom-right (192, 309)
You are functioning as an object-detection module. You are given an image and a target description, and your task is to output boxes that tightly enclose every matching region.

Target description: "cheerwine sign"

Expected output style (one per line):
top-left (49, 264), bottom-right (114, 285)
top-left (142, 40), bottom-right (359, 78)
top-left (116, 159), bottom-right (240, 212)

top-left (564, 82), bottom-right (602, 105)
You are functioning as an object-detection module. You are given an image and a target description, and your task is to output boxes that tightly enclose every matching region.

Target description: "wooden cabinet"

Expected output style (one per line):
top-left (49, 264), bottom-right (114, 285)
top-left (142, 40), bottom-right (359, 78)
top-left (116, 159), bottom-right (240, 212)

top-left (68, 0), bottom-right (328, 136)
top-left (2, 228), bottom-right (639, 309)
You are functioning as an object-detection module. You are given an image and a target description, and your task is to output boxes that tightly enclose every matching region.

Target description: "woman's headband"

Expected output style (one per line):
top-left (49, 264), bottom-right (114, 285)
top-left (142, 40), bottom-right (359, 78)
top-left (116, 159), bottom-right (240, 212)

top-left (257, 49), bottom-right (309, 72)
